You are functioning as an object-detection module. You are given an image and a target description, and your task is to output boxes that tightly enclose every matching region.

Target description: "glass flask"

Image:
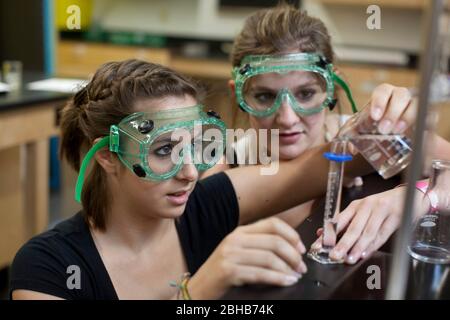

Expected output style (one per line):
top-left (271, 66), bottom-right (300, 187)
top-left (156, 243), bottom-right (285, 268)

top-left (408, 160), bottom-right (450, 264)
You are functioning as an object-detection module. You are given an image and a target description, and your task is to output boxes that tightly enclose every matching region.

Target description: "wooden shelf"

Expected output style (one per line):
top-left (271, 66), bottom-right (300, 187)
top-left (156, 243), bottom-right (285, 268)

top-left (56, 41), bottom-right (231, 79)
top-left (170, 56), bottom-right (230, 80)
top-left (56, 40), bottom-right (231, 80)
top-left (56, 41), bottom-right (171, 78)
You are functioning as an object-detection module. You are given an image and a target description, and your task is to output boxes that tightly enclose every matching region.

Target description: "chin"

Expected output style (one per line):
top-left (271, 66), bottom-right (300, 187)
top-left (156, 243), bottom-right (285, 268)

top-left (278, 144), bottom-right (308, 160)
top-left (161, 204), bottom-right (187, 219)
top-left (137, 201), bottom-right (187, 220)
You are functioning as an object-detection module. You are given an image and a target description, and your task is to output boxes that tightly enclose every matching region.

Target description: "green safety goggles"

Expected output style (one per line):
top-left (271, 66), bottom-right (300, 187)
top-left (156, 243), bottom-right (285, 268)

top-left (232, 53), bottom-right (357, 117)
top-left (75, 105), bottom-right (227, 202)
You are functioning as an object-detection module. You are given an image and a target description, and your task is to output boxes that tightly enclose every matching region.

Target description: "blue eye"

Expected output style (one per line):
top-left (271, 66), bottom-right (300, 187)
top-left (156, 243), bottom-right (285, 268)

top-left (154, 144), bottom-right (173, 157)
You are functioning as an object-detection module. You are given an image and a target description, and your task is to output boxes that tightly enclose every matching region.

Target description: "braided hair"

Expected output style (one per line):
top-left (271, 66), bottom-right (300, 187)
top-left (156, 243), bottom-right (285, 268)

top-left (60, 59), bottom-right (203, 229)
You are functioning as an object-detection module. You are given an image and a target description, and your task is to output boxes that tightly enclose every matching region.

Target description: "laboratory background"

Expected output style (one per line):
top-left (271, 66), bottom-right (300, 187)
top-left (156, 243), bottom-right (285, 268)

top-left (1, 0), bottom-right (450, 301)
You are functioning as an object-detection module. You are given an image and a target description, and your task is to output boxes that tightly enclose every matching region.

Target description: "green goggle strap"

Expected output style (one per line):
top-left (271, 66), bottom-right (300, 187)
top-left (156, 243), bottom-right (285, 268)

top-left (75, 136), bottom-right (110, 203)
top-left (331, 72), bottom-right (358, 114)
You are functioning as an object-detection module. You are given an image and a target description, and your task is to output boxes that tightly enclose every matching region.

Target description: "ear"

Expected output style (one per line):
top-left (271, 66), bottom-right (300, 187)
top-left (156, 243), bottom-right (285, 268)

top-left (93, 138), bottom-right (119, 175)
top-left (228, 79), bottom-right (236, 101)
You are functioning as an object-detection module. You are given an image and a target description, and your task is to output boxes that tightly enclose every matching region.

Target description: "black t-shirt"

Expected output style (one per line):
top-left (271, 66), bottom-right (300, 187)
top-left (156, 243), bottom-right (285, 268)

top-left (9, 172), bottom-right (239, 300)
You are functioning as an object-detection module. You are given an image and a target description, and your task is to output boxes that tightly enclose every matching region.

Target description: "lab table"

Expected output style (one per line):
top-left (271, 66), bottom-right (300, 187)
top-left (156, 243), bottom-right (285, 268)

top-left (222, 173), bottom-right (450, 300)
top-left (0, 74), bottom-right (71, 268)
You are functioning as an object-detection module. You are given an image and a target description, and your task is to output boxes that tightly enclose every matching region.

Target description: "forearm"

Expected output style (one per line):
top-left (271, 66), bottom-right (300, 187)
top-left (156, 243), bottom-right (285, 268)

top-left (273, 200), bottom-right (314, 228)
top-left (228, 142), bottom-right (373, 224)
top-left (278, 145), bottom-right (372, 216)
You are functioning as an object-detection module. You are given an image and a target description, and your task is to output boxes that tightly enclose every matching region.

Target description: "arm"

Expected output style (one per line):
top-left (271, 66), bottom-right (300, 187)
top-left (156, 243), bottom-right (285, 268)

top-left (226, 144), bottom-right (372, 225)
top-left (275, 200), bottom-right (315, 228)
top-left (12, 290), bottom-right (64, 300)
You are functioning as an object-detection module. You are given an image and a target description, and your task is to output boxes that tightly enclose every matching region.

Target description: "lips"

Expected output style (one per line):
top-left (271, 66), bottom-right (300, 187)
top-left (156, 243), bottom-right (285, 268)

top-left (166, 189), bottom-right (191, 206)
top-left (278, 131), bottom-right (304, 144)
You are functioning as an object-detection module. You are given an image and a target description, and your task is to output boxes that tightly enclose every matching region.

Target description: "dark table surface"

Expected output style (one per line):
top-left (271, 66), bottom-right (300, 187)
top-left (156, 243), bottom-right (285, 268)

top-left (222, 173), bottom-right (450, 300)
top-left (0, 73), bottom-right (73, 112)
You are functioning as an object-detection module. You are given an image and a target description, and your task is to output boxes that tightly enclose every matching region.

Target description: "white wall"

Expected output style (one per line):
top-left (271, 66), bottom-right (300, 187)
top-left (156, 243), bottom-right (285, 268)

top-left (303, 0), bottom-right (424, 52)
top-left (92, 0), bottom-right (425, 52)
top-left (93, 0), bottom-right (253, 40)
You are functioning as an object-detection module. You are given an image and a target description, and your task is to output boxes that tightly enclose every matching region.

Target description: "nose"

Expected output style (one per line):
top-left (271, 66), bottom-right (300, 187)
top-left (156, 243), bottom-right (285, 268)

top-left (275, 96), bottom-right (300, 129)
top-left (175, 149), bottom-right (198, 182)
top-left (175, 163), bottom-right (198, 182)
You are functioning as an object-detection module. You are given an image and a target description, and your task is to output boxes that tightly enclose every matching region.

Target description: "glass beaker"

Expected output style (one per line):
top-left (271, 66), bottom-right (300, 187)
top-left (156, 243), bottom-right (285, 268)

top-left (338, 103), bottom-right (413, 179)
top-left (408, 160), bottom-right (450, 264)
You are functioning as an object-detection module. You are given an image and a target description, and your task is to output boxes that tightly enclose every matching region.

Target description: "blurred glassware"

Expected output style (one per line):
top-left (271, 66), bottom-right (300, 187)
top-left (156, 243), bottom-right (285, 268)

top-left (2, 60), bottom-right (22, 91)
top-left (408, 160), bottom-right (450, 264)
